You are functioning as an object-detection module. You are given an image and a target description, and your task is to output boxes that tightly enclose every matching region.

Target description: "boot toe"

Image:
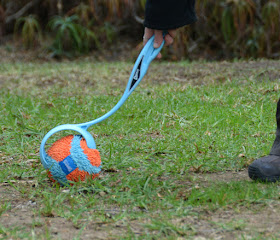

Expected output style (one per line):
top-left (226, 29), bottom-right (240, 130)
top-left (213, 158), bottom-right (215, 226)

top-left (248, 155), bottom-right (280, 182)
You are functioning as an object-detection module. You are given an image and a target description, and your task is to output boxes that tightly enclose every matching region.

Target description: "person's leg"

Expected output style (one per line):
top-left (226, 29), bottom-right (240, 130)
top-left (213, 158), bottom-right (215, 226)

top-left (248, 99), bottom-right (280, 182)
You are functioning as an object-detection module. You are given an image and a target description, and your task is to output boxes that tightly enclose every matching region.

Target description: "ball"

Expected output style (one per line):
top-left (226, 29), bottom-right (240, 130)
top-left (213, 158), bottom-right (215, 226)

top-left (45, 135), bottom-right (101, 185)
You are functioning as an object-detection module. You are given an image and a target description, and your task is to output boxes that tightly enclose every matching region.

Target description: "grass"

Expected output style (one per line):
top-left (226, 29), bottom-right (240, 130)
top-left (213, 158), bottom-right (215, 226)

top-left (0, 59), bottom-right (280, 239)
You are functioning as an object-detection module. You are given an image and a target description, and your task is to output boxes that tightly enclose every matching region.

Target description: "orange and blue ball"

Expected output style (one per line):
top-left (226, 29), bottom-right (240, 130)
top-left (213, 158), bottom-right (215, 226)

top-left (45, 135), bottom-right (101, 185)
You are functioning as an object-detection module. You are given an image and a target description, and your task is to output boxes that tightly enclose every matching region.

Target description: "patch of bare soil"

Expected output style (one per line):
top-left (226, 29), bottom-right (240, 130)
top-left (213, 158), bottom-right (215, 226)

top-left (1, 171), bottom-right (280, 239)
top-left (1, 43), bottom-right (280, 90)
top-left (1, 58), bottom-right (279, 99)
top-left (145, 59), bottom-right (280, 86)
top-left (0, 209), bottom-right (123, 240)
top-left (198, 170), bottom-right (249, 183)
top-left (170, 202), bottom-right (280, 240)
top-left (0, 184), bottom-right (121, 239)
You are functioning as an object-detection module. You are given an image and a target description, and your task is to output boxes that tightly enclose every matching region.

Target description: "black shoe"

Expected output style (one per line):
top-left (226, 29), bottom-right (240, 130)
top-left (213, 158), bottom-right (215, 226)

top-left (248, 155), bottom-right (280, 182)
top-left (248, 98), bottom-right (280, 182)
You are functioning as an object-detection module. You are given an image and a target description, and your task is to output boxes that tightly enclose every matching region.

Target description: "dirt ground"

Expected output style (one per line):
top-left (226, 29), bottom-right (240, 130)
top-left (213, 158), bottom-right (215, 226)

top-left (1, 170), bottom-right (280, 239)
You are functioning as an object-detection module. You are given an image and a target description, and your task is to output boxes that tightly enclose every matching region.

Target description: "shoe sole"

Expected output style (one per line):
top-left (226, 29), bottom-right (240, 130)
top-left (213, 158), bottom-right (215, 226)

top-left (248, 165), bottom-right (280, 182)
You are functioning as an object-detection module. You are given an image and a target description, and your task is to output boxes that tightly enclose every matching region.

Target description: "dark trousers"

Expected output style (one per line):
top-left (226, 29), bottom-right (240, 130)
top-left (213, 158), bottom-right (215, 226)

top-left (270, 99), bottom-right (280, 155)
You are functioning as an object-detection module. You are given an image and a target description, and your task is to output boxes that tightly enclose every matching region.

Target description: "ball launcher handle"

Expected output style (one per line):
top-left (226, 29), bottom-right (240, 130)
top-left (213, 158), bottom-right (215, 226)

top-left (40, 35), bottom-right (165, 168)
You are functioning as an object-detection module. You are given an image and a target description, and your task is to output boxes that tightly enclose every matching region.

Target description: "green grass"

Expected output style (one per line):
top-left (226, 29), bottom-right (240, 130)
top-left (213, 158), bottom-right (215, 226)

top-left (0, 60), bottom-right (280, 239)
